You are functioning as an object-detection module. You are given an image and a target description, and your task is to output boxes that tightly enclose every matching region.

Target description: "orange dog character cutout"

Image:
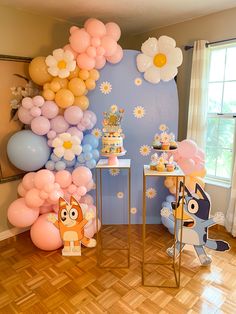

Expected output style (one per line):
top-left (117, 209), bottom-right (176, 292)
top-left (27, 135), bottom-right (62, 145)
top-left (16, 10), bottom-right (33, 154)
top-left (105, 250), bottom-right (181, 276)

top-left (47, 196), bottom-right (96, 256)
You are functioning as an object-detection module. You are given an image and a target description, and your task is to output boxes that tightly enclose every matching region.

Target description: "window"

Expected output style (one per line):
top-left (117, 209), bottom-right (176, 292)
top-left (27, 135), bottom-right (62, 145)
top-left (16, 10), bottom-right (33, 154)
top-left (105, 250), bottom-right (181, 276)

top-left (206, 44), bottom-right (236, 183)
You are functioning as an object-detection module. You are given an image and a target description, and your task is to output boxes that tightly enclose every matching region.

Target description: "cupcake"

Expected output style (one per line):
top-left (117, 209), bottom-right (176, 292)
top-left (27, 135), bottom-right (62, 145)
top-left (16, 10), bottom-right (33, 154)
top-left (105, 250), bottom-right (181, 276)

top-left (162, 142), bottom-right (170, 150)
top-left (150, 163), bottom-right (157, 171)
top-left (157, 163), bottom-right (165, 172)
top-left (152, 140), bottom-right (162, 149)
top-left (170, 141), bottom-right (177, 150)
top-left (166, 163), bottom-right (175, 172)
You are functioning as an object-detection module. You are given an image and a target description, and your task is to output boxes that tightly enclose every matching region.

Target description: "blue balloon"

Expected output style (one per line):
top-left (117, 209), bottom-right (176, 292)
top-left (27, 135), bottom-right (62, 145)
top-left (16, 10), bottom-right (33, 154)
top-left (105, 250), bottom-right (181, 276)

top-left (86, 159), bottom-right (96, 169)
top-left (63, 158), bottom-right (76, 167)
top-left (162, 201), bottom-right (170, 208)
top-left (82, 134), bottom-right (99, 148)
top-left (92, 149), bottom-right (100, 160)
top-left (84, 152), bottom-right (93, 161)
top-left (166, 195), bottom-right (175, 203)
top-left (45, 160), bottom-right (55, 171)
top-left (77, 153), bottom-right (85, 163)
top-left (7, 130), bottom-right (51, 171)
top-left (55, 161), bottom-right (66, 171)
top-left (83, 144), bottom-right (92, 153)
top-left (51, 153), bottom-right (60, 162)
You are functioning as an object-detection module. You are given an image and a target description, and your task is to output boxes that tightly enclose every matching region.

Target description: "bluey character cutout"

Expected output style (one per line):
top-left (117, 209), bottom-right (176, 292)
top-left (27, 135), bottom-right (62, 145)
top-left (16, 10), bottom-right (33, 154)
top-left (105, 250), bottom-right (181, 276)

top-left (161, 183), bottom-right (230, 265)
top-left (48, 196), bottom-right (96, 256)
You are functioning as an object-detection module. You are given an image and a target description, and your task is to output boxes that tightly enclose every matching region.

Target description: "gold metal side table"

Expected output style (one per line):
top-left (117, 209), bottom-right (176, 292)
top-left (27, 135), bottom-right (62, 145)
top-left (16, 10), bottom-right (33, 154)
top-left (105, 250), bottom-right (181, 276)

top-left (95, 159), bottom-right (131, 268)
top-left (142, 165), bottom-right (185, 287)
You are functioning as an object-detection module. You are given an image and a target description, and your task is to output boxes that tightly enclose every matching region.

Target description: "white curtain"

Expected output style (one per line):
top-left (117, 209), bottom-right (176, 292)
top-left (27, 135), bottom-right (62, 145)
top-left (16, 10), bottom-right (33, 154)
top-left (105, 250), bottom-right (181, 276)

top-left (226, 157), bottom-right (236, 237)
top-left (187, 40), bottom-right (209, 149)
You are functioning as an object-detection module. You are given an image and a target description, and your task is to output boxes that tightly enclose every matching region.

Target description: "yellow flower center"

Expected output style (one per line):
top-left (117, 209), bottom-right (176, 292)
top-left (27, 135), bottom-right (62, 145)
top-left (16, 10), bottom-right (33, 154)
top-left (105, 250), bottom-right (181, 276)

top-left (63, 141), bottom-right (72, 149)
top-left (153, 53), bottom-right (167, 68)
top-left (58, 60), bottom-right (67, 69)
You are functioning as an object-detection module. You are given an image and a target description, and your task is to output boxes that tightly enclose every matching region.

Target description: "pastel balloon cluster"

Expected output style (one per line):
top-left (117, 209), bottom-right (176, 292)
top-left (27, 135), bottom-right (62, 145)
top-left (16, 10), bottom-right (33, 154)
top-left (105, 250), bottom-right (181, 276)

top-left (77, 134), bottom-right (100, 169)
top-left (160, 195), bottom-right (175, 235)
top-left (164, 139), bottom-right (206, 194)
top-left (65, 18), bottom-right (123, 70)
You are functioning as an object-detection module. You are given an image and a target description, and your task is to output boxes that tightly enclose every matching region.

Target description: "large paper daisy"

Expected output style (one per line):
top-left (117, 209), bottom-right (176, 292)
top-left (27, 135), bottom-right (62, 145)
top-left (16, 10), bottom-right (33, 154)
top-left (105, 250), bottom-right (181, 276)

top-left (146, 188), bottom-right (157, 199)
top-left (109, 168), bottom-right (120, 176)
top-left (52, 132), bottom-right (82, 161)
top-left (117, 192), bottom-right (124, 199)
top-left (46, 48), bottom-right (76, 79)
top-left (133, 106), bottom-right (145, 119)
top-left (136, 36), bottom-right (183, 84)
top-left (140, 145), bottom-right (151, 156)
top-left (100, 81), bottom-right (112, 94)
top-left (92, 128), bottom-right (102, 139)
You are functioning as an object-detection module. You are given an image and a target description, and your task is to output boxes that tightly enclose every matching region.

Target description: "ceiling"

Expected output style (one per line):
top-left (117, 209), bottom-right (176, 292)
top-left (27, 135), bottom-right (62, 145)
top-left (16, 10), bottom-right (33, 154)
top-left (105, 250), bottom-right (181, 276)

top-left (1, 0), bottom-right (236, 34)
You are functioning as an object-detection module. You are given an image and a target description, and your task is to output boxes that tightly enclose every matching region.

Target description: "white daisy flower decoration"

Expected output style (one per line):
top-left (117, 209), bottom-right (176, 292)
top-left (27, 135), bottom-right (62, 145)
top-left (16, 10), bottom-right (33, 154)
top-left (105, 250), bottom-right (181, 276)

top-left (134, 78), bottom-right (142, 86)
top-left (109, 168), bottom-right (120, 176)
top-left (133, 106), bottom-right (146, 119)
top-left (100, 81), bottom-right (112, 95)
top-left (131, 207), bottom-right (137, 214)
top-left (92, 128), bottom-right (102, 139)
top-left (45, 48), bottom-right (76, 79)
top-left (136, 36), bottom-right (183, 84)
top-left (159, 124), bottom-right (167, 132)
top-left (117, 192), bottom-right (124, 199)
top-left (146, 188), bottom-right (157, 199)
top-left (154, 134), bottom-right (161, 142)
top-left (160, 132), bottom-right (170, 143)
top-left (140, 145), bottom-right (151, 156)
top-left (52, 132), bottom-right (82, 161)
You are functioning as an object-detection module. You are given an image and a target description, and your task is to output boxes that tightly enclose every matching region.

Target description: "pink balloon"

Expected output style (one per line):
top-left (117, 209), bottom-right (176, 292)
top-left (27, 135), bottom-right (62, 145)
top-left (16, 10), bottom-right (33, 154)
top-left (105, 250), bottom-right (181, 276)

top-left (195, 162), bottom-right (205, 172)
top-left (50, 115), bottom-right (69, 133)
top-left (106, 44), bottom-right (123, 64)
top-left (31, 116), bottom-right (50, 135)
top-left (86, 46), bottom-right (97, 58)
top-left (44, 183), bottom-right (56, 193)
top-left (197, 148), bottom-right (205, 160)
top-left (95, 56), bottom-right (106, 69)
top-left (33, 95), bottom-right (44, 107)
top-left (96, 46), bottom-right (105, 56)
top-left (17, 183), bottom-right (27, 197)
top-left (63, 44), bottom-right (78, 59)
top-left (18, 106), bottom-right (33, 124)
top-left (22, 97), bottom-right (33, 109)
top-left (49, 189), bottom-right (63, 203)
top-left (72, 166), bottom-right (92, 187)
top-left (178, 140), bottom-right (198, 159)
top-left (55, 170), bottom-right (72, 188)
top-left (41, 101), bottom-right (59, 119)
top-left (39, 205), bottom-right (53, 214)
top-left (77, 186), bottom-right (87, 196)
top-left (86, 179), bottom-right (94, 191)
top-left (179, 159), bottom-right (195, 175)
top-left (8, 198), bottom-right (39, 228)
top-left (67, 127), bottom-right (83, 140)
top-left (47, 130), bottom-right (57, 139)
top-left (34, 169), bottom-right (55, 189)
top-left (68, 184), bottom-right (77, 194)
top-left (30, 106), bottom-right (41, 117)
top-left (85, 18), bottom-right (106, 37)
top-left (105, 22), bottom-right (121, 41)
top-left (80, 194), bottom-right (94, 205)
top-left (101, 36), bottom-right (117, 57)
top-left (25, 188), bottom-right (44, 208)
top-left (69, 29), bottom-right (90, 53)
top-left (76, 53), bottom-right (96, 70)
top-left (39, 190), bottom-right (49, 200)
top-left (84, 223), bottom-right (95, 238)
top-left (30, 213), bottom-right (62, 250)
top-left (70, 26), bottom-right (79, 34)
top-left (64, 106), bottom-right (83, 125)
top-left (91, 37), bottom-right (101, 48)
top-left (77, 122), bottom-right (86, 131)
top-left (22, 172), bottom-right (35, 190)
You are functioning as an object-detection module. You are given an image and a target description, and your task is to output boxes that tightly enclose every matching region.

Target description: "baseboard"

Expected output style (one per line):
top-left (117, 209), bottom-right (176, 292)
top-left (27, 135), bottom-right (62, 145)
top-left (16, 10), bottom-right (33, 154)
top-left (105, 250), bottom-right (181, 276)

top-left (0, 227), bottom-right (29, 241)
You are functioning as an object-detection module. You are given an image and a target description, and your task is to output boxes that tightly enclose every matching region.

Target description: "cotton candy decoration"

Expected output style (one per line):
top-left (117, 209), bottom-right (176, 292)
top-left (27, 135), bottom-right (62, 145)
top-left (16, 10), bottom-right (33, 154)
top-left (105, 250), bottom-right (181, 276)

top-left (136, 36), bottom-right (183, 84)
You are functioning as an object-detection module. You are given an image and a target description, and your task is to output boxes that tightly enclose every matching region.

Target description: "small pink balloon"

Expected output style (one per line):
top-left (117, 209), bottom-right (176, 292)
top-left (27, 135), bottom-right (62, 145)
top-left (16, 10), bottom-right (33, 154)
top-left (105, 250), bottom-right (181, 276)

top-left (50, 115), bottom-right (69, 133)
top-left (101, 36), bottom-right (117, 57)
top-left (69, 29), bottom-right (90, 53)
top-left (18, 106), bottom-right (33, 124)
top-left (47, 130), bottom-right (57, 139)
top-left (68, 184), bottom-right (77, 194)
top-left (86, 179), bottom-right (94, 191)
top-left (30, 213), bottom-right (62, 251)
top-left (22, 97), bottom-right (33, 109)
top-left (77, 186), bottom-right (87, 196)
top-left (70, 26), bottom-right (79, 34)
top-left (106, 44), bottom-right (123, 64)
top-left (197, 148), bottom-right (205, 160)
top-left (105, 22), bottom-right (121, 41)
top-left (72, 166), bottom-right (92, 187)
top-left (80, 194), bottom-right (94, 205)
top-left (25, 188), bottom-right (44, 208)
top-left (17, 183), bottom-right (27, 197)
top-left (180, 159), bottom-right (195, 175)
top-left (95, 56), bottom-right (106, 69)
top-left (41, 100), bottom-right (59, 119)
top-left (31, 116), bottom-right (51, 135)
top-left (33, 95), bottom-right (44, 107)
top-left (178, 140), bottom-right (198, 159)
top-left (30, 106), bottom-right (41, 117)
top-left (34, 169), bottom-right (55, 190)
top-left (86, 46), bottom-right (97, 58)
top-left (67, 127), bottom-right (83, 140)
top-left (47, 139), bottom-right (53, 147)
top-left (91, 37), bottom-right (101, 47)
top-left (85, 18), bottom-right (106, 37)
top-left (54, 183), bottom-right (60, 190)
top-left (44, 183), bottom-right (55, 193)
top-left (39, 205), bottom-right (53, 214)
top-left (64, 106), bottom-right (83, 125)
top-left (40, 190), bottom-right (49, 200)
top-left (77, 53), bottom-right (96, 70)
top-left (8, 198), bottom-right (39, 228)
top-left (64, 44), bottom-right (78, 59)
top-left (22, 172), bottom-right (35, 190)
top-left (49, 189), bottom-right (63, 203)
top-left (96, 46), bottom-right (105, 56)
top-left (77, 123), bottom-right (86, 131)
top-left (55, 170), bottom-right (72, 188)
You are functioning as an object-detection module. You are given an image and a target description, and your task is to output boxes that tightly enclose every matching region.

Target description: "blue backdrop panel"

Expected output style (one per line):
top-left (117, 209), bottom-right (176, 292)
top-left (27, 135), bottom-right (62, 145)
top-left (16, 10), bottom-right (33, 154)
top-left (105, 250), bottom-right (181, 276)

top-left (89, 49), bottom-right (178, 224)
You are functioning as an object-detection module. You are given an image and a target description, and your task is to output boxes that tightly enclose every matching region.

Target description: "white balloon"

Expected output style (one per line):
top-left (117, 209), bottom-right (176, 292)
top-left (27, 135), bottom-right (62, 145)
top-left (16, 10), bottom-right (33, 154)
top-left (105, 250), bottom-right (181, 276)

top-left (144, 66), bottom-right (161, 84)
top-left (136, 54), bottom-right (152, 72)
top-left (141, 37), bottom-right (158, 56)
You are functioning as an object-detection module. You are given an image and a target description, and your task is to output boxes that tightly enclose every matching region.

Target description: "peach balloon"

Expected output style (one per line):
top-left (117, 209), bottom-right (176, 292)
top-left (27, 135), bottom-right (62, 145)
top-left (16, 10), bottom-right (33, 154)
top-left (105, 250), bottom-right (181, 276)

top-left (101, 36), bottom-right (117, 57)
top-left (69, 29), bottom-right (90, 53)
top-left (89, 69), bottom-right (100, 81)
top-left (68, 77), bottom-right (86, 96)
top-left (95, 56), bottom-right (106, 69)
top-left (79, 69), bottom-right (90, 80)
top-left (73, 95), bottom-right (89, 110)
top-left (52, 77), bottom-right (68, 89)
top-left (85, 78), bottom-right (96, 90)
top-left (64, 44), bottom-right (78, 59)
top-left (106, 44), bottom-right (123, 63)
top-left (77, 53), bottom-right (96, 70)
top-left (86, 46), bottom-right (97, 58)
top-left (105, 22), bottom-right (121, 41)
top-left (22, 172), bottom-right (35, 190)
top-left (55, 88), bottom-right (74, 108)
top-left (50, 81), bottom-right (61, 92)
top-left (91, 37), bottom-right (101, 48)
top-left (29, 57), bottom-right (52, 86)
top-left (17, 183), bottom-right (27, 197)
top-left (85, 18), bottom-right (106, 37)
top-left (42, 89), bottom-right (55, 101)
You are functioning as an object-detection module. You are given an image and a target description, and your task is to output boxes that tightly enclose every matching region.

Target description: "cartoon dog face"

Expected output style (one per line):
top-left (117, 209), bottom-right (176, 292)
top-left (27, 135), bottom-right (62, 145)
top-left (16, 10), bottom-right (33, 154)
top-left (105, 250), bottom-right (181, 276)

top-left (58, 196), bottom-right (83, 227)
top-left (171, 182), bottom-right (211, 228)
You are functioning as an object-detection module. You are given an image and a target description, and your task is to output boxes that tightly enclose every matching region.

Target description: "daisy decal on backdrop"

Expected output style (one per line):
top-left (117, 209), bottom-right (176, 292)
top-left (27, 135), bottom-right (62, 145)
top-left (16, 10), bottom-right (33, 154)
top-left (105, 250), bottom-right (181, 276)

top-left (131, 207), bottom-right (137, 214)
top-left (109, 168), bottom-right (120, 176)
top-left (140, 145), bottom-right (151, 156)
top-left (117, 192), bottom-right (124, 199)
top-left (134, 77), bottom-right (142, 86)
top-left (45, 48), bottom-right (76, 78)
top-left (159, 124), bottom-right (167, 132)
top-left (100, 81), bottom-right (112, 95)
top-left (52, 132), bottom-right (82, 161)
top-left (92, 128), bottom-right (102, 139)
top-left (146, 188), bottom-right (157, 199)
top-left (136, 36), bottom-right (183, 84)
top-left (133, 106), bottom-right (146, 119)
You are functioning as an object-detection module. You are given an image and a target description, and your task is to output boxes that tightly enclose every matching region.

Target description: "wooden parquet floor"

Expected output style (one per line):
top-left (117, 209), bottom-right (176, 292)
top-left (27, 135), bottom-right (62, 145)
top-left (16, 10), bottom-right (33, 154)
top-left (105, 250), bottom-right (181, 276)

top-left (0, 224), bottom-right (236, 314)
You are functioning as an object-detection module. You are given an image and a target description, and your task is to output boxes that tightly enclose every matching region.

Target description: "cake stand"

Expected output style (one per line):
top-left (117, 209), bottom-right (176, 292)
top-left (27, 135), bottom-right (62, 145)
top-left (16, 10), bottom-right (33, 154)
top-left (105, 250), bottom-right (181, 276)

top-left (101, 151), bottom-right (127, 166)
